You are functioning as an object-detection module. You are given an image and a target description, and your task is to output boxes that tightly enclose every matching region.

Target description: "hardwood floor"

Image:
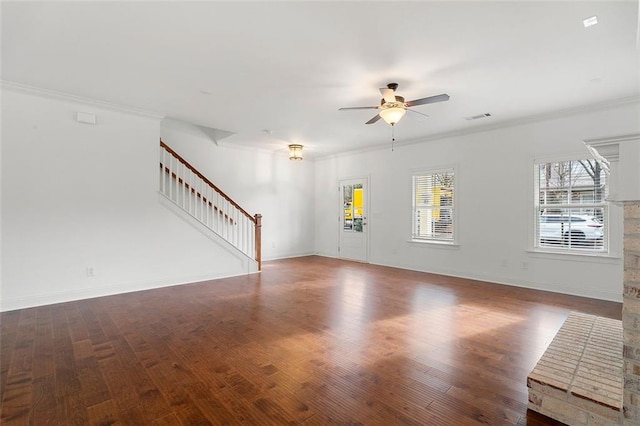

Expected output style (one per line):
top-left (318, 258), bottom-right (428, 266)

top-left (1, 256), bottom-right (621, 425)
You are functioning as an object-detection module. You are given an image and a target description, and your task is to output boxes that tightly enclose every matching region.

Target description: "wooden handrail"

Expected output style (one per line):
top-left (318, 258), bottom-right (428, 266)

top-left (160, 140), bottom-right (255, 224)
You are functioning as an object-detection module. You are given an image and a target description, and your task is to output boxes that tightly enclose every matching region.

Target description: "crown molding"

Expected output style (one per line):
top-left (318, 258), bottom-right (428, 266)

top-left (0, 80), bottom-right (165, 120)
top-left (404, 95), bottom-right (640, 146)
top-left (585, 133), bottom-right (640, 146)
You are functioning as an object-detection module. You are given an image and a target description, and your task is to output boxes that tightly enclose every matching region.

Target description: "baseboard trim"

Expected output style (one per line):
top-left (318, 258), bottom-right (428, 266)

top-left (309, 254), bottom-right (621, 303)
top-left (0, 271), bottom-right (247, 312)
top-left (262, 251), bottom-right (316, 262)
top-left (369, 260), bottom-right (622, 302)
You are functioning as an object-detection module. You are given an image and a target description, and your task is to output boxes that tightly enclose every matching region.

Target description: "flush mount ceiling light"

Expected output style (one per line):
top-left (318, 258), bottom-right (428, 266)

top-left (583, 15), bottom-right (598, 27)
top-left (288, 144), bottom-right (303, 161)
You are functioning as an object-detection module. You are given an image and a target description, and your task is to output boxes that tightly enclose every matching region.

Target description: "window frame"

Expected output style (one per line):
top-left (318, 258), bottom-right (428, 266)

top-left (411, 167), bottom-right (456, 245)
top-left (533, 155), bottom-right (609, 255)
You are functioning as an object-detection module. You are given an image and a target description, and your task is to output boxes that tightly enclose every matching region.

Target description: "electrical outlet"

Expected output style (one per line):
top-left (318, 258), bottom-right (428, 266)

top-left (86, 266), bottom-right (95, 277)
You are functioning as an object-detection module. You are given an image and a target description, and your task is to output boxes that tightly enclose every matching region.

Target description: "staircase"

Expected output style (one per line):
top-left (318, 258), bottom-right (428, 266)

top-left (159, 141), bottom-right (262, 269)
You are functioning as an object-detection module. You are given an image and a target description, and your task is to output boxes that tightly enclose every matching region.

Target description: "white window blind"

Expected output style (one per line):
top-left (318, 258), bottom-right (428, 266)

top-left (535, 159), bottom-right (608, 252)
top-left (412, 169), bottom-right (455, 242)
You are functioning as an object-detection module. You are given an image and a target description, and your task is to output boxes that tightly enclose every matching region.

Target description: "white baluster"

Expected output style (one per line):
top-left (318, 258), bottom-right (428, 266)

top-left (249, 220), bottom-right (255, 259)
top-left (206, 184), bottom-right (211, 229)
top-left (159, 147), bottom-right (163, 191)
top-left (187, 169), bottom-right (191, 211)
top-left (230, 207), bottom-right (234, 245)
top-left (165, 149), bottom-right (170, 197)
top-left (235, 210), bottom-right (239, 247)
top-left (228, 201), bottom-right (232, 242)
top-left (169, 155), bottom-right (173, 201)
top-left (243, 215), bottom-right (248, 255)
top-left (220, 198), bottom-right (225, 238)
top-left (211, 190), bottom-right (219, 233)
top-left (193, 177), bottom-right (198, 220)
top-left (200, 179), bottom-right (205, 222)
top-left (192, 174), bottom-right (197, 219)
top-left (203, 181), bottom-right (207, 227)
top-left (175, 158), bottom-right (179, 204)
top-left (224, 199), bottom-right (229, 240)
top-left (179, 162), bottom-right (184, 209)
top-left (215, 191), bottom-right (220, 234)
top-left (202, 180), bottom-right (206, 223)
top-left (239, 214), bottom-right (243, 254)
top-left (246, 218), bottom-right (250, 256)
top-left (182, 164), bottom-right (187, 210)
top-left (246, 216), bottom-right (250, 256)
top-left (160, 147), bottom-right (165, 195)
top-left (198, 178), bottom-right (202, 222)
top-left (219, 197), bottom-right (224, 237)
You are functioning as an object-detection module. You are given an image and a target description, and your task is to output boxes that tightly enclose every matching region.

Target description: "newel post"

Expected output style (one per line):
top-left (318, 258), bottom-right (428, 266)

top-left (254, 214), bottom-right (262, 271)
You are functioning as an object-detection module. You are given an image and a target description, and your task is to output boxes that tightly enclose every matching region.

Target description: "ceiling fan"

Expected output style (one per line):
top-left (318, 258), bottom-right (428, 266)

top-left (339, 83), bottom-right (450, 126)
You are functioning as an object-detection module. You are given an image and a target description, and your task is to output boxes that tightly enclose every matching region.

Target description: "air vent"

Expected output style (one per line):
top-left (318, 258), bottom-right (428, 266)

top-left (464, 113), bottom-right (492, 121)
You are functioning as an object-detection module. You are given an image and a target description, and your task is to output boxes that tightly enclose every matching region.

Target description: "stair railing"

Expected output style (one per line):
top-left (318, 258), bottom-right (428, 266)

top-left (159, 141), bottom-right (262, 270)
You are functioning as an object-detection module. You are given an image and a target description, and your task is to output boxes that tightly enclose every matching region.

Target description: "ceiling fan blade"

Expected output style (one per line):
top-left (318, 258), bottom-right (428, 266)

top-left (379, 88), bottom-right (396, 104)
top-left (339, 106), bottom-right (379, 110)
top-left (407, 109), bottom-right (430, 118)
top-left (365, 114), bottom-right (381, 124)
top-left (405, 93), bottom-right (450, 107)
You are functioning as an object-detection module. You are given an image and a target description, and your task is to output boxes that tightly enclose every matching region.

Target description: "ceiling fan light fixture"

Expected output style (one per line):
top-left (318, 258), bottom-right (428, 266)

top-left (379, 107), bottom-right (407, 125)
top-left (288, 144), bottom-right (304, 161)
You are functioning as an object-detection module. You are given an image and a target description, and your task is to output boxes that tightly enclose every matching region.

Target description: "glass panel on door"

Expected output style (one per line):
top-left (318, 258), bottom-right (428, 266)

top-left (343, 183), bottom-right (364, 233)
top-left (343, 184), bottom-right (353, 230)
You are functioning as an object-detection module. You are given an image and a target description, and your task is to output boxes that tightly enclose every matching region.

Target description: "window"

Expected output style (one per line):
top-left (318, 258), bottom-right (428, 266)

top-left (535, 158), bottom-right (608, 253)
top-left (412, 169), bottom-right (455, 242)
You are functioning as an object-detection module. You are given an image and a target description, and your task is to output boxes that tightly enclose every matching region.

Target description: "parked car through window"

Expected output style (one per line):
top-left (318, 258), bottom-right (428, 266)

top-left (538, 214), bottom-right (603, 248)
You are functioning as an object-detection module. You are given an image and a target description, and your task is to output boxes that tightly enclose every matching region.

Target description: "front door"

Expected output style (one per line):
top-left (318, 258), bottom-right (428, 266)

top-left (339, 178), bottom-right (368, 262)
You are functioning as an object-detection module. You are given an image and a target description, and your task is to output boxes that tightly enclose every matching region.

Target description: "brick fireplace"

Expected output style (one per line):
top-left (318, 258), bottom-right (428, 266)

top-left (623, 201), bottom-right (640, 422)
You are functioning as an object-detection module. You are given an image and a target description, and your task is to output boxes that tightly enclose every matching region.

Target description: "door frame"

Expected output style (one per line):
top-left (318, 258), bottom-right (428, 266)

top-left (337, 176), bottom-right (370, 263)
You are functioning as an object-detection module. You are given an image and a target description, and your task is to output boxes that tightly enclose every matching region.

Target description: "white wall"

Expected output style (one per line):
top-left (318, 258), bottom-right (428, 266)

top-left (2, 84), bottom-right (634, 310)
top-left (0, 87), bottom-right (257, 311)
top-left (314, 101), bottom-right (640, 302)
top-left (160, 119), bottom-right (315, 261)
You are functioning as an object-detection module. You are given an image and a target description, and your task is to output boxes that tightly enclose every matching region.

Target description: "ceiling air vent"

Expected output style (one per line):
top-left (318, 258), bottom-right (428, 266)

top-left (464, 113), bottom-right (492, 121)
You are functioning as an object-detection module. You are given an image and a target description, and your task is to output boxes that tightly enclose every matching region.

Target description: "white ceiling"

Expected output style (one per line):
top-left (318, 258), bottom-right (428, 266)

top-left (2, 1), bottom-right (639, 158)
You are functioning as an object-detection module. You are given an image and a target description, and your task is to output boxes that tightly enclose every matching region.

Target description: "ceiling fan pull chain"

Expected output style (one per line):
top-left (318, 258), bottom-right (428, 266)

top-left (391, 123), bottom-right (395, 151)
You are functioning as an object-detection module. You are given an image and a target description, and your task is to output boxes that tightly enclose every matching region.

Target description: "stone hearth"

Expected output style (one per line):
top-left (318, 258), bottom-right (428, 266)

top-left (527, 311), bottom-right (623, 425)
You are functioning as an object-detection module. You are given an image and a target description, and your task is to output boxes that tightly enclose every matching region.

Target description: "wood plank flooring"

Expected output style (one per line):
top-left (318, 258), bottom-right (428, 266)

top-left (1, 256), bottom-right (621, 425)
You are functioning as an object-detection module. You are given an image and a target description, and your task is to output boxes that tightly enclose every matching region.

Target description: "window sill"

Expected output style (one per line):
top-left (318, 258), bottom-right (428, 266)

top-left (526, 248), bottom-right (621, 263)
top-left (408, 239), bottom-right (460, 248)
